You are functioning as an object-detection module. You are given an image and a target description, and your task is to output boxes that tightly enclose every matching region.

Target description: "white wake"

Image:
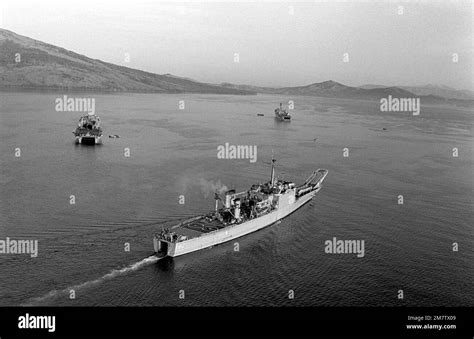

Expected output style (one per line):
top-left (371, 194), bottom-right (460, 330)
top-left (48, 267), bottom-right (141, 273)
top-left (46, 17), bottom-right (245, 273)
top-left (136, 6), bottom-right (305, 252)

top-left (24, 255), bottom-right (161, 306)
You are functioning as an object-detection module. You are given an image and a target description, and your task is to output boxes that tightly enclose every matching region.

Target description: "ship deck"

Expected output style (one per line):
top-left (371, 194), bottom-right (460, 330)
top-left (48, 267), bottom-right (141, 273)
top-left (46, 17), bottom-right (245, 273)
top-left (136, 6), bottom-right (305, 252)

top-left (171, 216), bottom-right (228, 239)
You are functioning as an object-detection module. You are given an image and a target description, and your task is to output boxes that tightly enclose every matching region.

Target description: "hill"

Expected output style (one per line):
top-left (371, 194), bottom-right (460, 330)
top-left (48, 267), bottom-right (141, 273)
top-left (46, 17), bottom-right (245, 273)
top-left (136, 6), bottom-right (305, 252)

top-left (0, 29), bottom-right (255, 94)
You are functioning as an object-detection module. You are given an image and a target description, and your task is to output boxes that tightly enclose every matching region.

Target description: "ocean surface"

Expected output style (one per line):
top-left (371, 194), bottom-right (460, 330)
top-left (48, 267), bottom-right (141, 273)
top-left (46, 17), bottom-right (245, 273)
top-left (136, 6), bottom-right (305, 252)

top-left (0, 92), bottom-right (472, 306)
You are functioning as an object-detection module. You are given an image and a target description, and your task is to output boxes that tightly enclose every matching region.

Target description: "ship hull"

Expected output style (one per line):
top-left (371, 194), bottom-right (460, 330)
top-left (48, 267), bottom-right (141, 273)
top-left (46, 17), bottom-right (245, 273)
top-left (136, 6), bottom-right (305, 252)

top-left (155, 188), bottom-right (318, 257)
top-left (75, 135), bottom-right (102, 145)
top-left (275, 114), bottom-right (291, 122)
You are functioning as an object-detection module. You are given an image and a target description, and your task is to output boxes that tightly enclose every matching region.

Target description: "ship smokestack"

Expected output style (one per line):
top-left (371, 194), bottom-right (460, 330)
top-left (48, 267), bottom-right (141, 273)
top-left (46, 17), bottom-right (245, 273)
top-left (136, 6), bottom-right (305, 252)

top-left (225, 190), bottom-right (235, 209)
top-left (234, 198), bottom-right (241, 220)
top-left (214, 192), bottom-right (220, 212)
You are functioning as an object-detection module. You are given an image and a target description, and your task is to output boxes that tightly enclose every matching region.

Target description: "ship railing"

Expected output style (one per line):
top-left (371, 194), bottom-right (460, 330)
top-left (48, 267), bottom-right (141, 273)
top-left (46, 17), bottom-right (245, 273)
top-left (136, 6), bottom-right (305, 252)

top-left (304, 169), bottom-right (328, 186)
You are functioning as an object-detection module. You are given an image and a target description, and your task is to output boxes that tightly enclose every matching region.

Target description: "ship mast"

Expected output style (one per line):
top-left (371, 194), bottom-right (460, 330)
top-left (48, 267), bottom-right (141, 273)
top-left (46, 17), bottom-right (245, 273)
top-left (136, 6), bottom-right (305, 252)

top-left (270, 154), bottom-right (276, 187)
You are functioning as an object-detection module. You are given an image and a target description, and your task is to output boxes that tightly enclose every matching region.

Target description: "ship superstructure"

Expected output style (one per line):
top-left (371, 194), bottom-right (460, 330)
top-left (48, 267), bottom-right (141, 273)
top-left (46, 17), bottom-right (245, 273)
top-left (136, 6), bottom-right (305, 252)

top-left (73, 114), bottom-right (103, 145)
top-left (154, 159), bottom-right (328, 257)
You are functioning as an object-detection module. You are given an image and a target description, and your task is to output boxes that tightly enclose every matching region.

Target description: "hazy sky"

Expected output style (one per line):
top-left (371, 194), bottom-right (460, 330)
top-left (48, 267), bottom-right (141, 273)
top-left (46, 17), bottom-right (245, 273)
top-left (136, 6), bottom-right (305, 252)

top-left (1, 0), bottom-right (472, 89)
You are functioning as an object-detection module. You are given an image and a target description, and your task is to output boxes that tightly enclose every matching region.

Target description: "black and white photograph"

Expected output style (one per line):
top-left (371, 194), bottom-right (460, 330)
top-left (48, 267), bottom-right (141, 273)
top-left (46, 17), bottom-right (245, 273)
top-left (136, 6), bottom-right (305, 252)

top-left (0, 0), bottom-right (473, 337)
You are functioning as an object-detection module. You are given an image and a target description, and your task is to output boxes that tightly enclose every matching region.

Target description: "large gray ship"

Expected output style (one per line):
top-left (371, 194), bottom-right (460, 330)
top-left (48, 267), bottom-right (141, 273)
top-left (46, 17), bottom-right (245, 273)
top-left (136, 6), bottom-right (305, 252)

top-left (154, 159), bottom-right (328, 257)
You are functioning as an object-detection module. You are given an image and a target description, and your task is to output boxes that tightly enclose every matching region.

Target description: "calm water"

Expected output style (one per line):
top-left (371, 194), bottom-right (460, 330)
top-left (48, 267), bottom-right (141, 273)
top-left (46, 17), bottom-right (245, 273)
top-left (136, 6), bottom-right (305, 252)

top-left (0, 92), bottom-right (472, 306)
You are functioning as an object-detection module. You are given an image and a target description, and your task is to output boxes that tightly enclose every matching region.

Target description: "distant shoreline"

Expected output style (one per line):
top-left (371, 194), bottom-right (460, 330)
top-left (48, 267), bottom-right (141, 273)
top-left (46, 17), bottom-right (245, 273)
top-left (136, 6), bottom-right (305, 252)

top-left (1, 88), bottom-right (472, 110)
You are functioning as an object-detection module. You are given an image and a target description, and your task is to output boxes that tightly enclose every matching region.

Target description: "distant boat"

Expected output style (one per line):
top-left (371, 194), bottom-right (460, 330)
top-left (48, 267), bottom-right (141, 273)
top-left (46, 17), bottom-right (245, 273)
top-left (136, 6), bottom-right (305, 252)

top-left (73, 114), bottom-right (102, 145)
top-left (257, 113), bottom-right (264, 116)
top-left (109, 134), bottom-right (120, 138)
top-left (274, 103), bottom-right (291, 121)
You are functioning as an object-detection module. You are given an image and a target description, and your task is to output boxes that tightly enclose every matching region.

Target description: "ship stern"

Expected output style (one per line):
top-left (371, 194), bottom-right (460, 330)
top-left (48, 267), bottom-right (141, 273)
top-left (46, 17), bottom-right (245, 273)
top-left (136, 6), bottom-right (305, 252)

top-left (153, 235), bottom-right (175, 257)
